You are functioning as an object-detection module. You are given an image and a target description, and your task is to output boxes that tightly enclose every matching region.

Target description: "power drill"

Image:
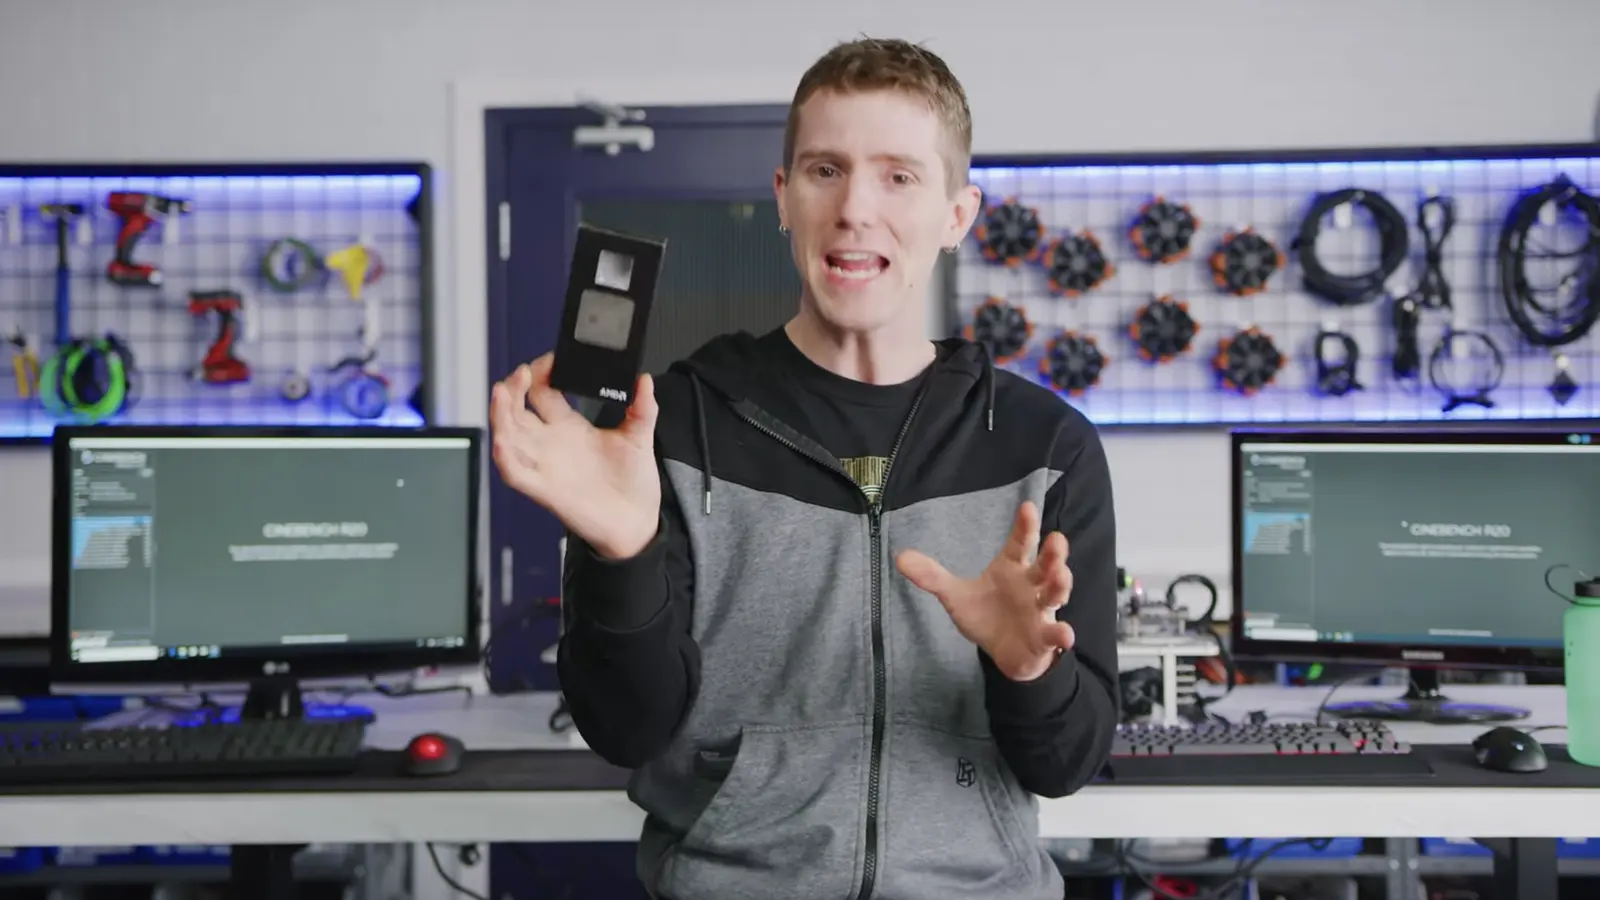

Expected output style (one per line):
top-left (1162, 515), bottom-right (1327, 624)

top-left (187, 290), bottom-right (250, 384)
top-left (107, 192), bottom-right (192, 287)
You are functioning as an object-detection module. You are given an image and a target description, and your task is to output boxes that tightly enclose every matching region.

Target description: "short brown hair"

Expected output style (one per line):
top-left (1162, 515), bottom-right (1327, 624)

top-left (783, 38), bottom-right (973, 194)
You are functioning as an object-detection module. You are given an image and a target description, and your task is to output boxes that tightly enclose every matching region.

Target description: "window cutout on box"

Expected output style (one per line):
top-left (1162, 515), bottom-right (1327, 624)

top-left (595, 250), bottom-right (635, 292)
top-left (574, 289), bottom-right (635, 351)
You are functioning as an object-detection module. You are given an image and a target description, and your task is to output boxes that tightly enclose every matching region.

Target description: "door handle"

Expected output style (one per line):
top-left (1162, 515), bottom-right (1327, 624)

top-left (499, 546), bottom-right (513, 606)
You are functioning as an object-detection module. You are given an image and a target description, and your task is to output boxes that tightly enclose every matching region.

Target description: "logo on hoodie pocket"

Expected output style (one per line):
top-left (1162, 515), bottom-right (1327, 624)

top-left (955, 756), bottom-right (977, 788)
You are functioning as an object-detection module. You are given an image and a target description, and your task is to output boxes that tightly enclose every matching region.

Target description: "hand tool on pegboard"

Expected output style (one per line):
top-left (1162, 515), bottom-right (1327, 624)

top-left (37, 203), bottom-right (138, 423)
top-left (322, 240), bottom-right (385, 300)
top-left (5, 330), bottom-right (37, 398)
top-left (186, 290), bottom-right (252, 384)
top-left (106, 191), bottom-right (191, 287)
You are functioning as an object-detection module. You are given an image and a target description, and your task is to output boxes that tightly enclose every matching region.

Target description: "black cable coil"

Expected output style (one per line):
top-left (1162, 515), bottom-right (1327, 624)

top-left (1496, 174), bottom-right (1600, 347)
top-left (1294, 188), bottom-right (1410, 306)
top-left (1313, 329), bottom-right (1363, 397)
top-left (1429, 329), bottom-right (1505, 413)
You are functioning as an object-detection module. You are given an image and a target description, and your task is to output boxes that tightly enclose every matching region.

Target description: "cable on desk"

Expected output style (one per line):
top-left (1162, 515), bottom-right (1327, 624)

top-left (1113, 837), bottom-right (1331, 900)
top-left (1294, 188), bottom-right (1409, 307)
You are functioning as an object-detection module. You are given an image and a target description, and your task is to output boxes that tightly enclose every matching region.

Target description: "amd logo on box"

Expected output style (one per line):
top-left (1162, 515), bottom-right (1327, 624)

top-left (550, 224), bottom-right (668, 408)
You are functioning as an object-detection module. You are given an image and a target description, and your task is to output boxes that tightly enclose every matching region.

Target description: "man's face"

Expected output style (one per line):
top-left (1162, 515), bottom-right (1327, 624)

top-left (776, 89), bottom-right (981, 335)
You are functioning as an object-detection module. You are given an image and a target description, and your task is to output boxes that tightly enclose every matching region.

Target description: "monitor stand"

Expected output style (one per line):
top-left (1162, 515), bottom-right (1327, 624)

top-left (174, 677), bottom-right (375, 725)
top-left (1320, 667), bottom-right (1528, 724)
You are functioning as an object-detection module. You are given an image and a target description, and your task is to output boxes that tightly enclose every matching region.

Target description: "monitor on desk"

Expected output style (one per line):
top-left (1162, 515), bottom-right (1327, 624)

top-left (49, 425), bottom-right (482, 721)
top-left (1230, 428), bottom-right (1588, 724)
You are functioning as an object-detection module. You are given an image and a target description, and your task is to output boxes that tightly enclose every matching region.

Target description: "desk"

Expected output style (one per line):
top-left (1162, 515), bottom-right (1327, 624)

top-left (1, 684), bottom-right (1594, 899)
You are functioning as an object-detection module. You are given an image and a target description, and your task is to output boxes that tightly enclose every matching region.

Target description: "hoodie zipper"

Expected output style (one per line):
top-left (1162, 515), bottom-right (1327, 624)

top-left (728, 390), bottom-right (926, 900)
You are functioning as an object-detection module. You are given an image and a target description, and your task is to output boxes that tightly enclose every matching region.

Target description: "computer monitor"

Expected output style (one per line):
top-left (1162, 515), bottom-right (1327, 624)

top-left (1230, 428), bottom-right (1586, 724)
top-left (50, 425), bottom-right (482, 721)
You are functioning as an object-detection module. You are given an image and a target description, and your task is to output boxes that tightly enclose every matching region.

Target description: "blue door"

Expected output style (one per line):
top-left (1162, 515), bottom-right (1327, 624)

top-left (484, 105), bottom-right (792, 695)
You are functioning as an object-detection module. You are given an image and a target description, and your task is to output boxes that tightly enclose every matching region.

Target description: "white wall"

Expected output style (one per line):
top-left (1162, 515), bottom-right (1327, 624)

top-left (0, 0), bottom-right (1597, 631)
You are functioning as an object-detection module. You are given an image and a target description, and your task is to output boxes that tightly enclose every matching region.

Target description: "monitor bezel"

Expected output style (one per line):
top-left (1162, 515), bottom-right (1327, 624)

top-left (49, 424), bottom-right (484, 685)
top-left (1229, 425), bottom-right (1591, 672)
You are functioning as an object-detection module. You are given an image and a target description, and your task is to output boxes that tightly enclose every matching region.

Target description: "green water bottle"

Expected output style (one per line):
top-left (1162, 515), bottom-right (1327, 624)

top-left (1567, 580), bottom-right (1600, 767)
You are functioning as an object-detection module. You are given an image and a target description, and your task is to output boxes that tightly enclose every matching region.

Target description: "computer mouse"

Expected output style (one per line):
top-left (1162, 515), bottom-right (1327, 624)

top-left (403, 732), bottom-right (466, 777)
top-left (1472, 726), bottom-right (1548, 773)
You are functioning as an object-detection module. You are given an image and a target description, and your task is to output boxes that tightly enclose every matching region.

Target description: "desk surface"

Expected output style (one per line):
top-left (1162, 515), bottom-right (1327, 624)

top-left (2, 684), bottom-right (1596, 846)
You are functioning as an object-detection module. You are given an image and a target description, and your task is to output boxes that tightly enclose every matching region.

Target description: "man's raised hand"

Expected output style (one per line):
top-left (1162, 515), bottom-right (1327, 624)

top-left (489, 353), bottom-right (660, 560)
top-left (895, 501), bottom-right (1075, 682)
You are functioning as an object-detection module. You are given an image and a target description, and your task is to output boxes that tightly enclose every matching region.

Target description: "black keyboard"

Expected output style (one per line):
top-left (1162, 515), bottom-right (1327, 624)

top-left (0, 718), bottom-right (367, 784)
top-left (1113, 720), bottom-right (1409, 757)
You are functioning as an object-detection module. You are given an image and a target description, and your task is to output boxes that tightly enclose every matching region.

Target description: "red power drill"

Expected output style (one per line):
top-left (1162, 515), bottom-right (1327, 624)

top-left (106, 192), bottom-right (192, 287)
top-left (187, 290), bottom-right (250, 384)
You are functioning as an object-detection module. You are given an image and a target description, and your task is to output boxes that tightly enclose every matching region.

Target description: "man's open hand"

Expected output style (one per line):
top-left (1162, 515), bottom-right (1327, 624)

top-left (489, 353), bottom-right (661, 561)
top-left (895, 502), bottom-right (1074, 682)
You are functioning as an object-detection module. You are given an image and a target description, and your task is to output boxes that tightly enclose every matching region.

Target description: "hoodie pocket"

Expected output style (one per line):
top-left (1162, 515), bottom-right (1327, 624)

top-left (876, 723), bottom-right (1037, 894)
top-left (661, 722), bottom-right (864, 900)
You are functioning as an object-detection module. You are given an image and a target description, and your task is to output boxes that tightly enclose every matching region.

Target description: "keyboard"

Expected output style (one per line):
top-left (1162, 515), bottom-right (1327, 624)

top-left (0, 718), bottom-right (367, 785)
top-left (1112, 720), bottom-right (1409, 757)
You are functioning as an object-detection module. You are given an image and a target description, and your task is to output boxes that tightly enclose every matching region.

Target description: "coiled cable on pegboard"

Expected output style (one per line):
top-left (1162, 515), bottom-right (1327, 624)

top-left (1497, 174), bottom-right (1600, 348)
top-left (1390, 295), bottom-right (1423, 386)
top-left (1429, 329), bottom-right (1505, 413)
top-left (1294, 188), bottom-right (1410, 306)
top-left (1414, 194), bottom-right (1455, 310)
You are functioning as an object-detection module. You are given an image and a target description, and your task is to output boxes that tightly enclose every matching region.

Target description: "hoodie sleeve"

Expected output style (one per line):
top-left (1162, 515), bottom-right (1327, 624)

top-left (555, 462), bottom-right (702, 769)
top-left (980, 422), bottom-right (1120, 798)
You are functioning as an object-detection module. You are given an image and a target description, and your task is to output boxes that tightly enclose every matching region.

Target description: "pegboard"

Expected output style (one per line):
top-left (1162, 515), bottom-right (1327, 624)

top-left (0, 163), bottom-right (433, 443)
top-left (950, 144), bottom-right (1600, 426)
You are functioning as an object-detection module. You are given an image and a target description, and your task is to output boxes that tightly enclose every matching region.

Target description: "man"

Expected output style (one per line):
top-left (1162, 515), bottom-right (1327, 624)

top-left (490, 37), bottom-right (1118, 900)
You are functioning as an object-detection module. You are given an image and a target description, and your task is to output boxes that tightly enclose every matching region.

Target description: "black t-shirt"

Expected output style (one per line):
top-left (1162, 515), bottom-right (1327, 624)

top-left (768, 331), bottom-right (929, 503)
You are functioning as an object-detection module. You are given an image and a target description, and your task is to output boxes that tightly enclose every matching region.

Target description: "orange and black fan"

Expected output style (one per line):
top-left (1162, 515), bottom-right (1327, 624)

top-left (1038, 331), bottom-right (1107, 395)
top-left (963, 296), bottom-right (1032, 363)
top-left (1128, 197), bottom-right (1199, 264)
top-left (1041, 231), bottom-right (1115, 297)
top-left (1209, 228), bottom-right (1284, 296)
top-left (1127, 296), bottom-right (1198, 363)
top-left (1214, 326), bottom-right (1285, 395)
top-left (972, 198), bottom-right (1045, 267)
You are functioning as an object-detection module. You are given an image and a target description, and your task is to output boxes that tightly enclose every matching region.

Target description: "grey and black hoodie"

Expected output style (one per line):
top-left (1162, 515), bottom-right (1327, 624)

top-left (558, 329), bottom-right (1119, 900)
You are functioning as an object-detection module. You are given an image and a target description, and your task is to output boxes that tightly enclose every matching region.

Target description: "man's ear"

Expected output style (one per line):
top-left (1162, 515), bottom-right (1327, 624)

top-left (945, 182), bottom-right (983, 249)
top-left (773, 166), bottom-right (789, 230)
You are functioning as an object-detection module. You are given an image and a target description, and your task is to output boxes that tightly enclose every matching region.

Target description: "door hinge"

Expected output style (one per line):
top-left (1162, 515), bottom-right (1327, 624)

top-left (498, 201), bottom-right (511, 261)
top-left (499, 546), bottom-right (514, 605)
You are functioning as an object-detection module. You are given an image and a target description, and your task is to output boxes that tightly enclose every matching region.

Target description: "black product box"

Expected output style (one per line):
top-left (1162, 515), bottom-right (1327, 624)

top-left (549, 224), bottom-right (667, 406)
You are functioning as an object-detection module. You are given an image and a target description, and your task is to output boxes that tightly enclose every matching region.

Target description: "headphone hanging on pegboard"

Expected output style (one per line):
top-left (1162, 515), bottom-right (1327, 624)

top-left (1041, 231), bottom-right (1115, 297)
top-left (1209, 228), bottom-right (1284, 296)
top-left (1128, 197), bottom-right (1199, 264)
top-left (1038, 331), bottom-right (1107, 395)
top-left (1214, 326), bottom-right (1284, 395)
top-left (965, 296), bottom-right (1033, 363)
top-left (1313, 328), bottom-right (1363, 397)
top-left (1128, 296), bottom-right (1199, 363)
top-left (971, 197), bottom-right (1045, 267)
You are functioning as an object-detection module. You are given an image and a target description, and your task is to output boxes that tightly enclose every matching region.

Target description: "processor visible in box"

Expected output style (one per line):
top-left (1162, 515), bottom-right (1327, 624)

top-left (549, 225), bottom-right (667, 406)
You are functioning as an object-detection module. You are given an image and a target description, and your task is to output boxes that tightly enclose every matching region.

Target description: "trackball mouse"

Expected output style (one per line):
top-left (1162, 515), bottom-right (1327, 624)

top-left (403, 731), bottom-right (466, 776)
top-left (1472, 726), bottom-right (1548, 773)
